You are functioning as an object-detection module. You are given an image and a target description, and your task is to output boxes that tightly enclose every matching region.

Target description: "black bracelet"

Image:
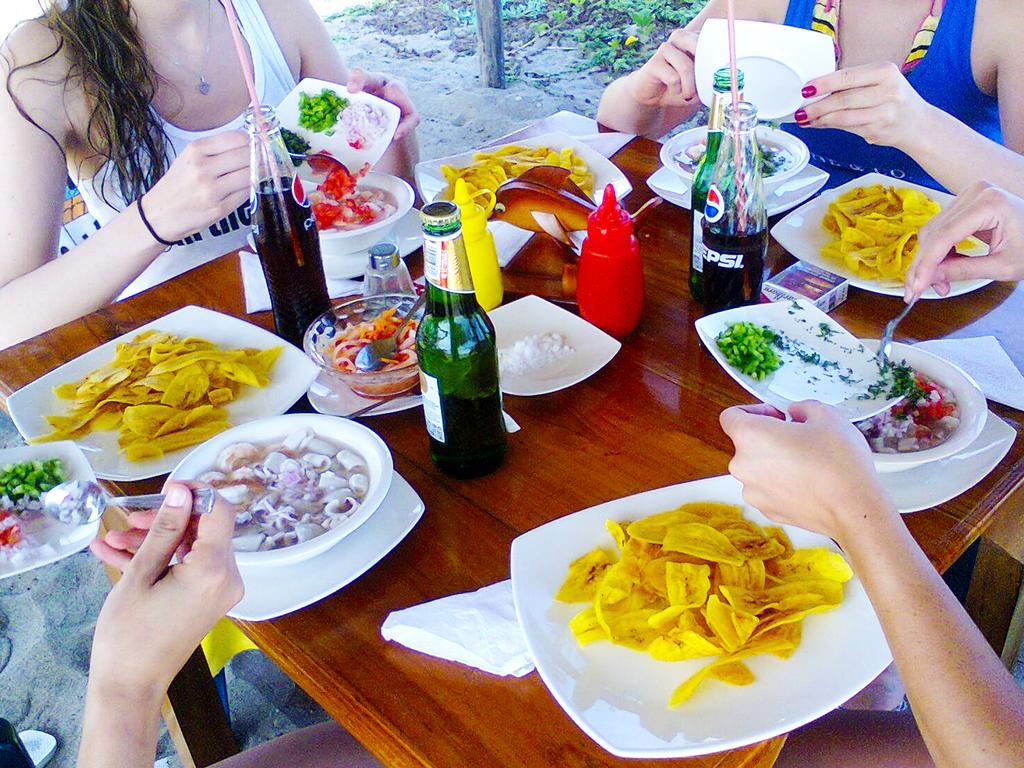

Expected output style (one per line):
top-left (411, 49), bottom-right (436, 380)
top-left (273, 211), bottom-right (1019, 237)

top-left (136, 194), bottom-right (176, 248)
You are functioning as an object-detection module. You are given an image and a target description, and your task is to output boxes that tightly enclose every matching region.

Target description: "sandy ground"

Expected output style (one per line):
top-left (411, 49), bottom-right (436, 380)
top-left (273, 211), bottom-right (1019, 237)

top-left (1, 2), bottom-right (1023, 767)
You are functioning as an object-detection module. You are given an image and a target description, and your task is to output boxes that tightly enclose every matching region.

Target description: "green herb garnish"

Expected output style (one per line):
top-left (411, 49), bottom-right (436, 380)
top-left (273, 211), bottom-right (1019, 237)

top-left (298, 88), bottom-right (350, 135)
top-left (716, 322), bottom-right (783, 381)
top-left (281, 127), bottom-right (311, 165)
top-left (861, 359), bottom-right (927, 403)
top-left (0, 458), bottom-right (65, 510)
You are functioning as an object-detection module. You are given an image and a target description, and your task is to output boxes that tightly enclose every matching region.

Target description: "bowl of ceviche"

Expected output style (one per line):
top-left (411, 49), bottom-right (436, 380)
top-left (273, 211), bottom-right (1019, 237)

top-left (856, 341), bottom-right (987, 473)
top-left (300, 163), bottom-right (415, 279)
top-left (660, 125), bottom-right (809, 188)
top-left (303, 294), bottom-right (422, 399)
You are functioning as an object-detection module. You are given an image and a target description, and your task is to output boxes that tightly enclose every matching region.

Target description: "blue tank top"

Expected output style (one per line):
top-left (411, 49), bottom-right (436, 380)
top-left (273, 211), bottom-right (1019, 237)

top-left (781, 0), bottom-right (1002, 191)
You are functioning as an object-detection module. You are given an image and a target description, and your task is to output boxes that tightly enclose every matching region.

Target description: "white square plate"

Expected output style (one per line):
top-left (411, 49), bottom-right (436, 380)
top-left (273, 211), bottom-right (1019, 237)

top-left (414, 131), bottom-right (632, 208)
top-left (511, 475), bottom-right (891, 758)
top-left (229, 472), bottom-right (423, 621)
top-left (276, 77), bottom-right (401, 170)
top-left (694, 20), bottom-right (836, 121)
top-left (881, 410), bottom-right (1016, 514)
top-left (489, 295), bottom-right (622, 396)
top-left (770, 172), bottom-right (991, 298)
top-left (8, 307), bottom-right (319, 482)
top-left (694, 299), bottom-right (902, 421)
top-left (0, 441), bottom-right (98, 580)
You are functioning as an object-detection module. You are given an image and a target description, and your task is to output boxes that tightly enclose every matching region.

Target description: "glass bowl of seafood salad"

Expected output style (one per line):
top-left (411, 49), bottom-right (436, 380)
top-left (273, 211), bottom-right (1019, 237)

top-left (304, 293), bottom-right (423, 399)
top-left (169, 413), bottom-right (393, 567)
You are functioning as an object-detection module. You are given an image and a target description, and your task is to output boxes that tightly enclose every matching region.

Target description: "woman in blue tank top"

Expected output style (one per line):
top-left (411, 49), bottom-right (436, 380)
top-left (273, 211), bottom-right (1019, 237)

top-left (598, 0), bottom-right (1024, 195)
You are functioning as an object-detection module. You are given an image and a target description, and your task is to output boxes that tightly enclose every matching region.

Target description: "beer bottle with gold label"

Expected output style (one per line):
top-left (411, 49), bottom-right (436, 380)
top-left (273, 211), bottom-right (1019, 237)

top-left (415, 201), bottom-right (507, 477)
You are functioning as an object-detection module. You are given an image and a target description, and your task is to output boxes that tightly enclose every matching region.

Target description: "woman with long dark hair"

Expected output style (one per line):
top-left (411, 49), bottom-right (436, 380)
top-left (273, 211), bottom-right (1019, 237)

top-left (0, 0), bottom-right (418, 348)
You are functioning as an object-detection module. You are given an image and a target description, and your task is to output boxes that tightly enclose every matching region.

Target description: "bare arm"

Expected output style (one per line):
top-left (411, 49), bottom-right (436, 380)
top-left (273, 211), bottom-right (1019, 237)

top-left (721, 402), bottom-right (1024, 768)
top-left (596, 0), bottom-right (783, 137)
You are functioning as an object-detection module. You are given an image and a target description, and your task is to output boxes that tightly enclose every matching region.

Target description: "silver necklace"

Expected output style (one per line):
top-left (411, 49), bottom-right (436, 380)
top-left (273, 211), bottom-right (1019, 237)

top-left (170, 0), bottom-right (214, 95)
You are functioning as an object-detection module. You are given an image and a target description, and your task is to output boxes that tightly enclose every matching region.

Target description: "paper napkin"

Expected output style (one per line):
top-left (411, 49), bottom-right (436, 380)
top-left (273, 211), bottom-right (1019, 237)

top-left (915, 336), bottom-right (1024, 411)
top-left (239, 251), bottom-right (361, 314)
top-left (381, 580), bottom-right (535, 677)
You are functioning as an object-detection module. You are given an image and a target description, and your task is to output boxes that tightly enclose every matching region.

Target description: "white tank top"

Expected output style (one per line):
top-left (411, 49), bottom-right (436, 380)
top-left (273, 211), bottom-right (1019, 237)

top-left (71, 0), bottom-right (297, 301)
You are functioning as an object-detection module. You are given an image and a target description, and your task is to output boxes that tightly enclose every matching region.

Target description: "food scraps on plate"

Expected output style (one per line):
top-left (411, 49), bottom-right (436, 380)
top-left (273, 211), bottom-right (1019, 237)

top-left (555, 502), bottom-right (852, 706)
top-left (442, 144), bottom-right (594, 206)
top-left (34, 331), bottom-right (281, 462)
top-left (197, 427), bottom-right (369, 552)
top-left (0, 457), bottom-right (66, 552)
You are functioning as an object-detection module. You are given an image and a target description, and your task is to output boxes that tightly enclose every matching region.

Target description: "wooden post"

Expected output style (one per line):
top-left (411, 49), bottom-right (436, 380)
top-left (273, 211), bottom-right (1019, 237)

top-left (475, 0), bottom-right (505, 89)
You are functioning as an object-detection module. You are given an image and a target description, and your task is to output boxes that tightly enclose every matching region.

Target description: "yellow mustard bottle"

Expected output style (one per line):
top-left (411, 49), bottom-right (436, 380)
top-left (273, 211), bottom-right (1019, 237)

top-left (453, 178), bottom-right (503, 311)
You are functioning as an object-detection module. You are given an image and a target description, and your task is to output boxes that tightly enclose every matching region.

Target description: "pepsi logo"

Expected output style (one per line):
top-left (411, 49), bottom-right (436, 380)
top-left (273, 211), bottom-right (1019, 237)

top-left (292, 176), bottom-right (310, 208)
top-left (704, 185), bottom-right (724, 224)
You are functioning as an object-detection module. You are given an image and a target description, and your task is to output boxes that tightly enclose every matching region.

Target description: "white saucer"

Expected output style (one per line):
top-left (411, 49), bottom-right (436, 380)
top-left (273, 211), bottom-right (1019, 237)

top-left (882, 411), bottom-right (1017, 514)
top-left (230, 473), bottom-right (424, 621)
top-left (307, 373), bottom-right (422, 418)
top-left (646, 163), bottom-right (828, 218)
top-left (694, 20), bottom-right (836, 121)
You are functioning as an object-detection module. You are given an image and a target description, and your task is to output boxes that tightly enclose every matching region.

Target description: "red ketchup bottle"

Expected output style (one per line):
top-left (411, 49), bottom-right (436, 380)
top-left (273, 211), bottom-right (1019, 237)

top-left (576, 184), bottom-right (644, 338)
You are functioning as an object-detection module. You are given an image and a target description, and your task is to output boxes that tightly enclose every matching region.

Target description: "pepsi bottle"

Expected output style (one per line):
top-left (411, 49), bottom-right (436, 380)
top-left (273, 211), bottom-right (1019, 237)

top-left (245, 105), bottom-right (330, 347)
top-left (701, 101), bottom-right (768, 313)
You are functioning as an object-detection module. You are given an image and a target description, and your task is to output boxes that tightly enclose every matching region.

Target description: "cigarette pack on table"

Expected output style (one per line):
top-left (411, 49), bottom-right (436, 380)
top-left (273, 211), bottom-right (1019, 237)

top-left (761, 261), bottom-right (849, 313)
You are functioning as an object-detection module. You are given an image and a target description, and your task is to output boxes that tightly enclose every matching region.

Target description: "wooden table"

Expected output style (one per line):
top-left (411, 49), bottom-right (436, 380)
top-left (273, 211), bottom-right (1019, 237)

top-left (2, 115), bottom-right (1023, 768)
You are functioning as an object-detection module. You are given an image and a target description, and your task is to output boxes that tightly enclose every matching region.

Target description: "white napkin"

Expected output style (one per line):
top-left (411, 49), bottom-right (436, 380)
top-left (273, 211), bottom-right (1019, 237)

top-left (381, 580), bottom-right (535, 677)
top-left (915, 336), bottom-right (1024, 411)
top-left (239, 251), bottom-right (361, 314)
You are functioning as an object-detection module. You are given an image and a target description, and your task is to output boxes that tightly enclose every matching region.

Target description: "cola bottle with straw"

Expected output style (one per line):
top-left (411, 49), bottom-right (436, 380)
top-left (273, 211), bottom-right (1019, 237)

top-left (701, 101), bottom-right (768, 313)
top-left (245, 106), bottom-right (330, 346)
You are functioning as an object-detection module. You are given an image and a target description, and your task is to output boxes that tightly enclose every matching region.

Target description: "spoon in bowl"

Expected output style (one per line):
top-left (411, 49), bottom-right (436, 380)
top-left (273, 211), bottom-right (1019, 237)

top-left (42, 480), bottom-right (216, 527)
top-left (354, 292), bottom-right (428, 373)
top-left (878, 296), bottom-right (919, 367)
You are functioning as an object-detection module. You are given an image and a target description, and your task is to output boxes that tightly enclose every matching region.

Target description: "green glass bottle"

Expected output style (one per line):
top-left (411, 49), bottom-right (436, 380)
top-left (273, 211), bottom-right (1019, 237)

top-left (690, 67), bottom-right (744, 305)
top-left (415, 201), bottom-right (507, 478)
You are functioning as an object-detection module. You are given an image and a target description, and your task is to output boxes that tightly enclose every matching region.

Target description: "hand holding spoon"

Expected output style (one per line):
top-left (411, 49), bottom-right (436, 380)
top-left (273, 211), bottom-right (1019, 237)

top-left (43, 480), bottom-right (216, 527)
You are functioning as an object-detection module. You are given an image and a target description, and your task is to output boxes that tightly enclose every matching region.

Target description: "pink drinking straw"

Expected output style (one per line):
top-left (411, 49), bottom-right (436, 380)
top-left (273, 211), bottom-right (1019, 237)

top-left (221, 0), bottom-right (301, 263)
top-left (724, 0), bottom-right (748, 230)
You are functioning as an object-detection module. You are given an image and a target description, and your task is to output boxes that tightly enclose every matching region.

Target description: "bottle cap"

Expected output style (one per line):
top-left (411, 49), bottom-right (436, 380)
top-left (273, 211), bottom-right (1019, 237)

top-left (712, 67), bottom-right (744, 93)
top-left (588, 183), bottom-right (632, 234)
top-left (421, 201), bottom-right (461, 237)
top-left (368, 242), bottom-right (400, 270)
top-left (453, 179), bottom-right (487, 235)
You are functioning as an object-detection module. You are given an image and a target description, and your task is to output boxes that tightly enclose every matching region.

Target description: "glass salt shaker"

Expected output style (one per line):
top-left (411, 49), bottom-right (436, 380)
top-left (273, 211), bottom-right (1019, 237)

top-left (363, 242), bottom-right (415, 297)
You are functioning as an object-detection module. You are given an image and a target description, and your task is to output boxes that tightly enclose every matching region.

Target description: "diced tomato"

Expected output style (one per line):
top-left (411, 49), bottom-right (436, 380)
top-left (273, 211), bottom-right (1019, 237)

top-left (0, 511), bottom-right (21, 548)
top-left (349, 138), bottom-right (364, 150)
top-left (313, 202), bottom-right (341, 230)
top-left (320, 166), bottom-right (357, 201)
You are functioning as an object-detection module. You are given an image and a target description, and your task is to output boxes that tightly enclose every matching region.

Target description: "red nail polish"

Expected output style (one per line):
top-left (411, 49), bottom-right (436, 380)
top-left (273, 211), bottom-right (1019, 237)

top-left (801, 85), bottom-right (816, 98)
top-left (794, 109), bottom-right (808, 124)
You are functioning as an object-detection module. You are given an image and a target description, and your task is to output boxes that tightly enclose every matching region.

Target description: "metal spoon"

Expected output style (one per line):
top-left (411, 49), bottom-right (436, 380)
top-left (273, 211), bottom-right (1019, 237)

top-left (288, 152), bottom-right (349, 178)
top-left (354, 292), bottom-right (428, 373)
top-left (879, 297), bottom-right (919, 366)
top-left (42, 480), bottom-right (216, 527)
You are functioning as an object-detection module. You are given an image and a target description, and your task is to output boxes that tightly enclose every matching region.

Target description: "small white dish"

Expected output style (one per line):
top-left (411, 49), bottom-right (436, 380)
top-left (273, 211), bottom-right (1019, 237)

top-left (414, 131), bottom-right (632, 208)
top-left (771, 172), bottom-right (992, 299)
top-left (308, 373), bottom-right (423, 418)
top-left (694, 20), bottom-right (836, 121)
top-left (694, 299), bottom-right (903, 421)
top-left (8, 307), bottom-right (319, 482)
top-left (170, 413), bottom-right (393, 568)
top-left (276, 77), bottom-right (401, 170)
top-left (0, 442), bottom-right (98, 581)
top-left (489, 295), bottom-right (622, 397)
top-left (511, 474), bottom-right (890, 759)
top-left (660, 125), bottom-right (810, 187)
top-left (646, 164), bottom-right (828, 218)
top-left (299, 170), bottom-right (415, 279)
top-left (859, 341), bottom-right (987, 474)
top-left (883, 411), bottom-right (1015, 514)
top-left (230, 472), bottom-right (424, 621)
